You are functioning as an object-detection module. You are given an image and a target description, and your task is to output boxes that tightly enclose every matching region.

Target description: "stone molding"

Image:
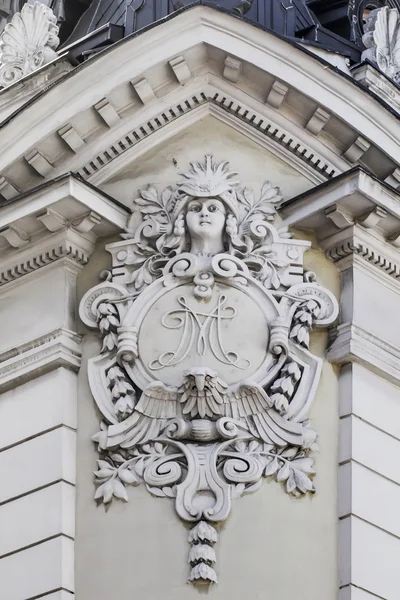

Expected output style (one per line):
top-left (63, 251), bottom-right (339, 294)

top-left (0, 327), bottom-right (82, 392)
top-left (328, 322), bottom-right (400, 386)
top-left (324, 229), bottom-right (400, 286)
top-left (352, 62), bottom-right (400, 116)
top-left (280, 168), bottom-right (400, 284)
top-left (0, 7), bottom-right (399, 196)
top-left (0, 174), bottom-right (128, 288)
top-left (75, 89), bottom-right (338, 186)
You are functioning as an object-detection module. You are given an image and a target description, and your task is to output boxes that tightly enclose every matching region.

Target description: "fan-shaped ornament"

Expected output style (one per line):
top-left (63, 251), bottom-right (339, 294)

top-left (80, 155), bottom-right (338, 584)
top-left (0, 1), bottom-right (59, 88)
top-left (362, 5), bottom-right (400, 84)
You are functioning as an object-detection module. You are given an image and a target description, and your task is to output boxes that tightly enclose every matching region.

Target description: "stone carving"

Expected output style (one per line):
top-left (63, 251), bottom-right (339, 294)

top-left (0, 2), bottom-right (59, 88)
top-left (362, 6), bottom-right (400, 84)
top-left (80, 155), bottom-right (338, 584)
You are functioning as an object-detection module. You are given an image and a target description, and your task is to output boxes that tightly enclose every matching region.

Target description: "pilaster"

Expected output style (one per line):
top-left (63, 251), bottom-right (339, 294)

top-left (281, 168), bottom-right (400, 600)
top-left (0, 175), bottom-right (127, 599)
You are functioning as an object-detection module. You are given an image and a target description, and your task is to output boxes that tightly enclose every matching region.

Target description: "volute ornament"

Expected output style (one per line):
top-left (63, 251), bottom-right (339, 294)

top-left (80, 155), bottom-right (338, 584)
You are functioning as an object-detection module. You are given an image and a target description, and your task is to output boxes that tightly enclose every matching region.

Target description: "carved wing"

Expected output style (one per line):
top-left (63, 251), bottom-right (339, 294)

top-left (390, 10), bottom-right (400, 69)
top-left (374, 7), bottom-right (400, 72)
top-left (224, 382), bottom-right (303, 447)
top-left (102, 382), bottom-right (180, 449)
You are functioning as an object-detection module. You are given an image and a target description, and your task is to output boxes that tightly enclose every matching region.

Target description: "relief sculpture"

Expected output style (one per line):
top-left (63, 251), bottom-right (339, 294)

top-left (80, 155), bottom-right (338, 583)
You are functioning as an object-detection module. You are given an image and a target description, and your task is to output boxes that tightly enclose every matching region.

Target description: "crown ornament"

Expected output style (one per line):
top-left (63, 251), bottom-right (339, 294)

top-left (172, 154), bottom-right (240, 218)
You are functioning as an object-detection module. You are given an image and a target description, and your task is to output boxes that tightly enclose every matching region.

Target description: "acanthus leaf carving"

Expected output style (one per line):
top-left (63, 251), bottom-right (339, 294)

top-left (79, 154), bottom-right (338, 584)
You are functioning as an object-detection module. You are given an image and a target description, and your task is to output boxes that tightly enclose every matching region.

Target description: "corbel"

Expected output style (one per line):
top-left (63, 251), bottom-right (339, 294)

top-left (387, 232), bottom-right (400, 248)
top-left (36, 208), bottom-right (68, 232)
top-left (305, 107), bottom-right (331, 135)
top-left (0, 224), bottom-right (29, 248)
top-left (343, 136), bottom-right (371, 163)
top-left (131, 78), bottom-right (156, 104)
top-left (0, 176), bottom-right (19, 200)
top-left (223, 55), bottom-right (242, 83)
top-left (169, 55), bottom-right (192, 85)
top-left (384, 167), bottom-right (400, 191)
top-left (58, 124), bottom-right (85, 153)
top-left (94, 98), bottom-right (121, 128)
top-left (266, 80), bottom-right (289, 109)
top-left (357, 206), bottom-right (387, 229)
top-left (325, 205), bottom-right (354, 229)
top-left (24, 149), bottom-right (53, 177)
top-left (72, 211), bottom-right (102, 233)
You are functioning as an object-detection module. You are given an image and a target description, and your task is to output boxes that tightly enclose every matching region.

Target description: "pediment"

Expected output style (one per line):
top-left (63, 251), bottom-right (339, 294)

top-left (0, 4), bottom-right (398, 202)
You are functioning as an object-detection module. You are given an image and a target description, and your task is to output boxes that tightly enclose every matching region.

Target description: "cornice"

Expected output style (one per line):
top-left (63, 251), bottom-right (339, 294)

top-left (0, 327), bottom-right (82, 392)
top-left (324, 229), bottom-right (400, 289)
top-left (0, 228), bottom-right (94, 286)
top-left (351, 62), bottom-right (400, 116)
top-left (0, 174), bottom-right (128, 288)
top-left (328, 322), bottom-right (400, 386)
top-left (280, 169), bottom-right (400, 285)
top-left (0, 7), bottom-right (398, 197)
top-left (80, 89), bottom-right (338, 187)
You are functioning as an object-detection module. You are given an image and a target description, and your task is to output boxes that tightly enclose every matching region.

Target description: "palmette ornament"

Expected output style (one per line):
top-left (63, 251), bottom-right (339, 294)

top-left (80, 155), bottom-right (338, 583)
top-left (0, 2), bottom-right (59, 88)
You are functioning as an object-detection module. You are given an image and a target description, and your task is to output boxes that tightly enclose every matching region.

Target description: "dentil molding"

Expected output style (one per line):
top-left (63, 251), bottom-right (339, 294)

top-left (0, 174), bottom-right (128, 288)
top-left (80, 154), bottom-right (338, 584)
top-left (280, 168), bottom-right (400, 285)
top-left (0, 7), bottom-right (399, 200)
top-left (76, 89), bottom-right (338, 186)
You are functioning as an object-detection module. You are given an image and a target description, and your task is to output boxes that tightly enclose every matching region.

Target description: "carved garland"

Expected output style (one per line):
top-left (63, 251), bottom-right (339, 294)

top-left (80, 155), bottom-right (338, 584)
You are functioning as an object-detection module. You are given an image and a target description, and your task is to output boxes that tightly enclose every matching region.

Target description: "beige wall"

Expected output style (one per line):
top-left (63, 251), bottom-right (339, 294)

top-left (74, 127), bottom-right (340, 600)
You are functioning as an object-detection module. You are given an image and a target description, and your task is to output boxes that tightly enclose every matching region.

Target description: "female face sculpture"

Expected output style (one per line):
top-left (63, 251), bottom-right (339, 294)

top-left (185, 197), bottom-right (227, 255)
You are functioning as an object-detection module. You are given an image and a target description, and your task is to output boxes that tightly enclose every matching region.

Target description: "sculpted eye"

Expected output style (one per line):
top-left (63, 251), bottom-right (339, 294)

top-left (189, 205), bottom-right (201, 212)
top-left (209, 205), bottom-right (219, 212)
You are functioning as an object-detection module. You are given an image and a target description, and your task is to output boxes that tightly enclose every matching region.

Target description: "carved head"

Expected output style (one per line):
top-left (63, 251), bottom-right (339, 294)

top-left (185, 197), bottom-right (227, 242)
top-left (170, 155), bottom-right (241, 254)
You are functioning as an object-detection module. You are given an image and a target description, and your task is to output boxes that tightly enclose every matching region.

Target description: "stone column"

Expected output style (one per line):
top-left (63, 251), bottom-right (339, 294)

top-left (281, 168), bottom-right (400, 600)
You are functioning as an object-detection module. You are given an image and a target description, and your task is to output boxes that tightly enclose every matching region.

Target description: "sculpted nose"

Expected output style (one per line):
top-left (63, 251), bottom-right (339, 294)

top-left (200, 205), bottom-right (209, 216)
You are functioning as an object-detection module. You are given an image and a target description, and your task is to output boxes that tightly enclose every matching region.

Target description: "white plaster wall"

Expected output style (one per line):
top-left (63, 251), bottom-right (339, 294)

top-left (0, 260), bottom-right (80, 599)
top-left (74, 131), bottom-right (340, 600)
top-left (0, 369), bottom-right (77, 599)
top-left (0, 263), bottom-right (76, 354)
top-left (338, 363), bottom-right (400, 600)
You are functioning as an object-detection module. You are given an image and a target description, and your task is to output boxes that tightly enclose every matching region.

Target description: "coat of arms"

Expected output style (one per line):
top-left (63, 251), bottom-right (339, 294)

top-left (80, 155), bottom-right (338, 583)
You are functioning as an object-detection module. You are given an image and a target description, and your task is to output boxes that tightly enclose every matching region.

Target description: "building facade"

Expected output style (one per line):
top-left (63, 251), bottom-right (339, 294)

top-left (0, 1), bottom-right (399, 599)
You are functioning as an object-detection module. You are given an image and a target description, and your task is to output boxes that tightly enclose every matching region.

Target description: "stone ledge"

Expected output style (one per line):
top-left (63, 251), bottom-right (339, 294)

top-left (0, 328), bottom-right (82, 393)
top-left (328, 322), bottom-right (400, 385)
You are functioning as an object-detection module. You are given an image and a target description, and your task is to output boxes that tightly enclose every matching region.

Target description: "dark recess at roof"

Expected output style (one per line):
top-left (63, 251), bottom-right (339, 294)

top-left (59, 0), bottom-right (400, 63)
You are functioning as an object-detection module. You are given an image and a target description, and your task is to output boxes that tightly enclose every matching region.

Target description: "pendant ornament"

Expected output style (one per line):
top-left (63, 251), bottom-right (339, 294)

top-left (80, 155), bottom-right (338, 584)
